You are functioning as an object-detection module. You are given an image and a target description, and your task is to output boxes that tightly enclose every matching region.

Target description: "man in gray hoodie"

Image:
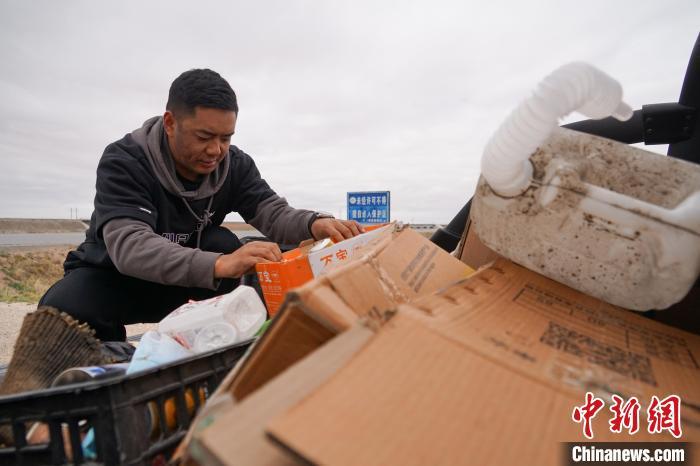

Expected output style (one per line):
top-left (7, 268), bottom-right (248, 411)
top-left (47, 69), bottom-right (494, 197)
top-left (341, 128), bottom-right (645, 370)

top-left (40, 69), bottom-right (362, 342)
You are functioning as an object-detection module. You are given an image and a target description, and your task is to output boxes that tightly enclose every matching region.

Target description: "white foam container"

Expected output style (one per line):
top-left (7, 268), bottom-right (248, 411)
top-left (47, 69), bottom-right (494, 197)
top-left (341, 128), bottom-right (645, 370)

top-left (472, 128), bottom-right (700, 311)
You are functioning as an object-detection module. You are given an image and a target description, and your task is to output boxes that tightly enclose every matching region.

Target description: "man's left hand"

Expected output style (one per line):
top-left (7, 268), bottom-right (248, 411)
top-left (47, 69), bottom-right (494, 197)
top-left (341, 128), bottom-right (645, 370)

top-left (311, 218), bottom-right (364, 242)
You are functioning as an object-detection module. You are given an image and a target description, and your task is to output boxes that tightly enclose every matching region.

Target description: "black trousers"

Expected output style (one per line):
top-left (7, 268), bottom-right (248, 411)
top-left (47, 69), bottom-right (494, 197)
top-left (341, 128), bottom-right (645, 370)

top-left (39, 226), bottom-right (242, 342)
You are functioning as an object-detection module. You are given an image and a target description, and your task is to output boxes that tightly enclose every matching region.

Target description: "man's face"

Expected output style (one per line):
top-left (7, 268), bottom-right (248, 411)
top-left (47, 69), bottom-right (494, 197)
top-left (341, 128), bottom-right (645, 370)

top-left (163, 106), bottom-right (236, 181)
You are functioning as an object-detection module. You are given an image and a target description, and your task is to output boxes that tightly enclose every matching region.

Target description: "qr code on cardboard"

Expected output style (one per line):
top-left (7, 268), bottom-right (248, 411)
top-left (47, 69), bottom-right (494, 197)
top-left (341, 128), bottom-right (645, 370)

top-left (540, 321), bottom-right (657, 386)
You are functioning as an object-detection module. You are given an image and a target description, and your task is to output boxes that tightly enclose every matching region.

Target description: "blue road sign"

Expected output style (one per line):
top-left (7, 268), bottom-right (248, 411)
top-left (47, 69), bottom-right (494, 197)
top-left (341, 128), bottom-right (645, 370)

top-left (347, 191), bottom-right (390, 224)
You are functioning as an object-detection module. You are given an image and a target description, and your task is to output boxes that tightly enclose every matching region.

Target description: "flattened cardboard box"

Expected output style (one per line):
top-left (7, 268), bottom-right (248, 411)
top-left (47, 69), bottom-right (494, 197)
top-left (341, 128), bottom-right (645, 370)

top-left (458, 216), bottom-right (499, 269)
top-left (406, 260), bottom-right (700, 406)
top-left (229, 224), bottom-right (474, 401)
top-left (263, 260), bottom-right (699, 466)
top-left (190, 325), bottom-right (375, 466)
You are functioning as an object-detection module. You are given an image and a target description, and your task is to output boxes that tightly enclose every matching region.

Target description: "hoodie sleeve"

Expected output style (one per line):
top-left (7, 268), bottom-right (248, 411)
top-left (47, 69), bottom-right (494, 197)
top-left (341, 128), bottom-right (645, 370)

top-left (228, 148), bottom-right (316, 245)
top-left (103, 217), bottom-right (222, 289)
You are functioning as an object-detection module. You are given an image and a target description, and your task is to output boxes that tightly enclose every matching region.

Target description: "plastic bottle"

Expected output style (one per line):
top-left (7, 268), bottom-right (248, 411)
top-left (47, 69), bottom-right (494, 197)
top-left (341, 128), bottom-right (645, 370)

top-left (127, 331), bottom-right (194, 374)
top-left (51, 363), bottom-right (130, 387)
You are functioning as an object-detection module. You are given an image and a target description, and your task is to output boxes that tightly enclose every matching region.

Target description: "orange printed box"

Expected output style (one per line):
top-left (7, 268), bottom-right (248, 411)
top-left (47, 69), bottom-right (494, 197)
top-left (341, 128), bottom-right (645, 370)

top-left (255, 225), bottom-right (389, 316)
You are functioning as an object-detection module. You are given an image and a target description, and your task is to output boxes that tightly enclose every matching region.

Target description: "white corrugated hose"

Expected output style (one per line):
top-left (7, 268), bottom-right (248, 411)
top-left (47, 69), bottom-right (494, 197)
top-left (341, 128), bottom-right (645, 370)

top-left (481, 62), bottom-right (634, 197)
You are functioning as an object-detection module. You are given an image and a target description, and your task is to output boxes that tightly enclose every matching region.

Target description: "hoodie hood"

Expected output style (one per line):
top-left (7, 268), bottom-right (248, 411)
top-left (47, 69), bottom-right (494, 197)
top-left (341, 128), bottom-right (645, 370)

top-left (131, 116), bottom-right (230, 201)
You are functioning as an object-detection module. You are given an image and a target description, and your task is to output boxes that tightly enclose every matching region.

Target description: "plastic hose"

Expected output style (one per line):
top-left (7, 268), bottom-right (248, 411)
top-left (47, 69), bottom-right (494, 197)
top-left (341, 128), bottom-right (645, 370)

top-left (481, 62), bottom-right (634, 197)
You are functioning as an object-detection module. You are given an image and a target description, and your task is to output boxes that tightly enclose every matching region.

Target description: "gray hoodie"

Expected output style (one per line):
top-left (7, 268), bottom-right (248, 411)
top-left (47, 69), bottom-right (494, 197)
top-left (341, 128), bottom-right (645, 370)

top-left (102, 116), bottom-right (316, 289)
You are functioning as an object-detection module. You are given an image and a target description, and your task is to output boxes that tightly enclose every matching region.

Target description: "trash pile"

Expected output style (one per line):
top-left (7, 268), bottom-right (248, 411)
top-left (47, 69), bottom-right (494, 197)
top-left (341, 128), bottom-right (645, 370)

top-left (176, 226), bottom-right (700, 466)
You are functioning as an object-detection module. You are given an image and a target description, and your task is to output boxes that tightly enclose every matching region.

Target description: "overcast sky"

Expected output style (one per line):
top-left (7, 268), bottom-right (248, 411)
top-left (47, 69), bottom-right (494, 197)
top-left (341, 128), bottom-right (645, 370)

top-left (0, 1), bottom-right (698, 223)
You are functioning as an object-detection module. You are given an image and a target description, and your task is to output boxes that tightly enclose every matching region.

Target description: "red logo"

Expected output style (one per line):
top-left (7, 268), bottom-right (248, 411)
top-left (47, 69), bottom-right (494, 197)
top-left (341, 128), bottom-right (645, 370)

top-left (572, 392), bottom-right (605, 439)
top-left (609, 395), bottom-right (640, 435)
top-left (647, 395), bottom-right (682, 438)
top-left (573, 393), bottom-right (682, 439)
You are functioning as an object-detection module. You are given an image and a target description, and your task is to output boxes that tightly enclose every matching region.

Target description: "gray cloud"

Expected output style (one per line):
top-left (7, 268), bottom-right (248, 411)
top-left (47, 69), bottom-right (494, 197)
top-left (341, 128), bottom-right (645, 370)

top-left (0, 0), bottom-right (698, 222)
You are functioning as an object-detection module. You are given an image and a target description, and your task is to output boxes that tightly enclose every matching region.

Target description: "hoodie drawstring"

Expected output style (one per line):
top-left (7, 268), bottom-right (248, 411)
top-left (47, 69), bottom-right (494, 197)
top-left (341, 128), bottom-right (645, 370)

top-left (181, 196), bottom-right (215, 249)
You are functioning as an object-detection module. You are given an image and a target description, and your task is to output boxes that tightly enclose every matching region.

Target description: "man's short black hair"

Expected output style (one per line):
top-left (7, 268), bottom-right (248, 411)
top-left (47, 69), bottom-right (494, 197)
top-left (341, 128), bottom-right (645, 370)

top-left (166, 69), bottom-right (238, 117)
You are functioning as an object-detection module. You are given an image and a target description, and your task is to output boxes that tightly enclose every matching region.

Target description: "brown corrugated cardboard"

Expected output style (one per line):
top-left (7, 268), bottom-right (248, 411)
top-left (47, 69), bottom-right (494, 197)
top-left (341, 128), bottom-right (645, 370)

top-left (191, 324), bottom-right (375, 466)
top-left (227, 224), bottom-right (474, 401)
top-left (289, 224), bottom-right (475, 329)
top-left (228, 298), bottom-right (338, 402)
top-left (458, 217), bottom-right (500, 269)
top-left (406, 259), bottom-right (700, 407)
top-left (265, 260), bottom-right (700, 465)
top-left (267, 313), bottom-right (580, 466)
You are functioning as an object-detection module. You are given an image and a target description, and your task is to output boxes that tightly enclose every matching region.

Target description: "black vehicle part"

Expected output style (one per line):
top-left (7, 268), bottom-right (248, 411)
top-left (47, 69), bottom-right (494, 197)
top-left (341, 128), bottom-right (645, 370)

top-left (667, 33), bottom-right (700, 163)
top-left (429, 199), bottom-right (471, 252)
top-left (562, 109), bottom-right (645, 144)
top-left (563, 102), bottom-right (697, 152)
top-left (565, 33), bottom-right (699, 164)
top-left (0, 339), bottom-right (252, 465)
top-left (642, 103), bottom-right (696, 145)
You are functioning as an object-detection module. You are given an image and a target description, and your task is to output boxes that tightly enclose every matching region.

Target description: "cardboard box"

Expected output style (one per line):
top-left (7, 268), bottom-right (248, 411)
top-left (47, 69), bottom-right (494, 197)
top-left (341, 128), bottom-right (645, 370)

top-left (457, 217), bottom-right (500, 270)
top-left (264, 260), bottom-right (700, 465)
top-left (231, 224), bottom-right (475, 401)
top-left (190, 324), bottom-right (375, 466)
top-left (186, 231), bottom-right (699, 465)
top-left (255, 224), bottom-right (390, 316)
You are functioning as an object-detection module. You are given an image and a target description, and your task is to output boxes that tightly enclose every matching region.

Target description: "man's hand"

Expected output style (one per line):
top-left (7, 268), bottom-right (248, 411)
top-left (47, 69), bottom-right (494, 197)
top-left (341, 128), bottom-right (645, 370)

top-left (214, 241), bottom-right (282, 279)
top-left (311, 218), bottom-right (365, 242)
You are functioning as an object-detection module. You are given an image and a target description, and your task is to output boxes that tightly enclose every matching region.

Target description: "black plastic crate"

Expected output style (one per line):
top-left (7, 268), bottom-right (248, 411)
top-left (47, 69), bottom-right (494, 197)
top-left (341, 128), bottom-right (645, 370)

top-left (0, 338), bottom-right (253, 465)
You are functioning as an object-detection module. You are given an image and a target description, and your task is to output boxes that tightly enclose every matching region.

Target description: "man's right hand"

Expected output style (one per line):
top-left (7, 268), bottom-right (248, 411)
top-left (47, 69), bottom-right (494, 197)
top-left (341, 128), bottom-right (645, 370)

top-left (214, 241), bottom-right (283, 279)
